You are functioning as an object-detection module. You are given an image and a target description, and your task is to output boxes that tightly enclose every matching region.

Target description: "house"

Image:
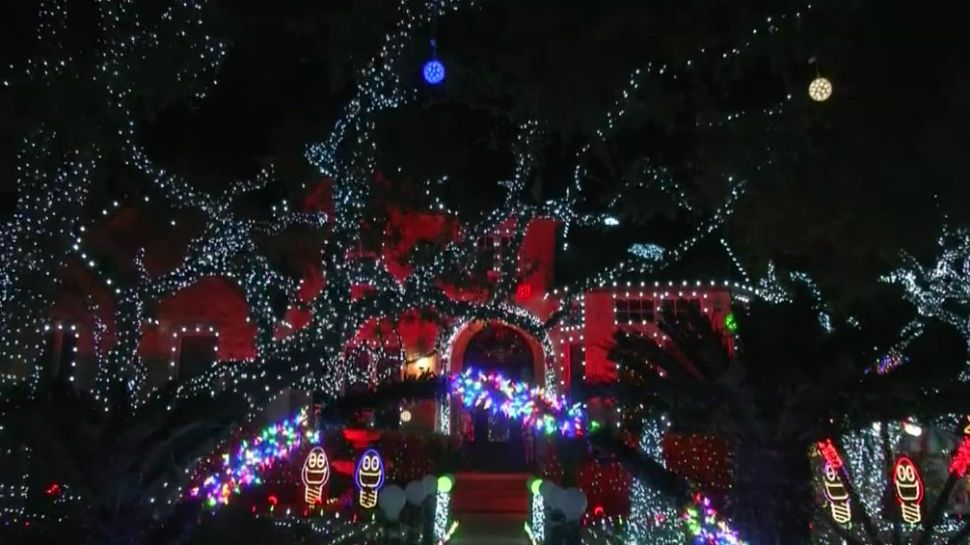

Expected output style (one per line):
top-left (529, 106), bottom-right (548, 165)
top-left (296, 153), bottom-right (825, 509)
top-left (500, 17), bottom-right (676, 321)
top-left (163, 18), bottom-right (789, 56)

top-left (28, 178), bottom-right (752, 472)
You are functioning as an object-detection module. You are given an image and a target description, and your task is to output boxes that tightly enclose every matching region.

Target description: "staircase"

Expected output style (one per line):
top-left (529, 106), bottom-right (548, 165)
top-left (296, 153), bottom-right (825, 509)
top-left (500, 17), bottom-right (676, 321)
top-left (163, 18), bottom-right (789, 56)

top-left (452, 472), bottom-right (529, 515)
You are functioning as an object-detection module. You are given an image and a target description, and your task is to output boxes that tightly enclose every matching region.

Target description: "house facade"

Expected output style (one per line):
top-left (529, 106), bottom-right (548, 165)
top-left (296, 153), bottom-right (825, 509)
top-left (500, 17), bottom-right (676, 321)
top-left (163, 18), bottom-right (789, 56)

top-left (28, 180), bottom-right (748, 472)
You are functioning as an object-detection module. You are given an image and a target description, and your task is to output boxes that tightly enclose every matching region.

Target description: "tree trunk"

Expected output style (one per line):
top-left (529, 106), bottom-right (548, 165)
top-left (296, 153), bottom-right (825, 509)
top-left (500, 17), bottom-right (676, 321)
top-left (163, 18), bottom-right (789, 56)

top-left (730, 441), bottom-right (813, 545)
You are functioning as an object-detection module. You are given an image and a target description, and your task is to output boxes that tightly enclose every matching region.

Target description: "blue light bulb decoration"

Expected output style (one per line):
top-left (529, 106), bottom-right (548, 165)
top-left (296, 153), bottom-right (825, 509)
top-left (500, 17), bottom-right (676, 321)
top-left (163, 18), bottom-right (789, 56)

top-left (423, 39), bottom-right (445, 85)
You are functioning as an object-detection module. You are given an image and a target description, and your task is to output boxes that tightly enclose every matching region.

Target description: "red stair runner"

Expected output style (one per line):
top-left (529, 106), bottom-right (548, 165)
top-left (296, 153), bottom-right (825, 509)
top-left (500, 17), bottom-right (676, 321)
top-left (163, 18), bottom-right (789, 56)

top-left (451, 472), bottom-right (529, 515)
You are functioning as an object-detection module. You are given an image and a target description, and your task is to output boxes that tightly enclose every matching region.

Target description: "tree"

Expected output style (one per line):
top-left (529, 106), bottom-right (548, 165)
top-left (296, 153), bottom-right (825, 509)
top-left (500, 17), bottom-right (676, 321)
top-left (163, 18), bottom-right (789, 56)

top-left (5, 1), bottom-right (945, 544)
top-left (0, 376), bottom-right (246, 545)
top-left (601, 287), bottom-right (969, 545)
top-left (0, 0), bottom-right (227, 382)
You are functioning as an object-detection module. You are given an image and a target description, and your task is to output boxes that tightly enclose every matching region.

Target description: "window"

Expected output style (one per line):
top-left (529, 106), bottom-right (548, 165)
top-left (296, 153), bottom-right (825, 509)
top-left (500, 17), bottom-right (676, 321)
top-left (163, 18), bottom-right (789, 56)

top-left (675, 298), bottom-right (701, 318)
top-left (177, 336), bottom-right (217, 381)
top-left (613, 298), bottom-right (654, 324)
top-left (477, 234), bottom-right (513, 271)
top-left (46, 327), bottom-right (77, 383)
top-left (564, 300), bottom-right (584, 327)
top-left (569, 344), bottom-right (585, 394)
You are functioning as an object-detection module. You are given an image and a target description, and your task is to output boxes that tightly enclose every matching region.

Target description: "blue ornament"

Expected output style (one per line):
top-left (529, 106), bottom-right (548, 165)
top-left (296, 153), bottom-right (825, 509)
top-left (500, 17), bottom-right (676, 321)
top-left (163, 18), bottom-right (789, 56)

top-left (422, 59), bottom-right (445, 85)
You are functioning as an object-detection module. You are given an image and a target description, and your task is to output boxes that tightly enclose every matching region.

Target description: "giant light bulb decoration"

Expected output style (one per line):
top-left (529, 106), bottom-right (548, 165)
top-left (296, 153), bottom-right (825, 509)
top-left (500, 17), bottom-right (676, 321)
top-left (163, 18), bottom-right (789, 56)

top-left (354, 448), bottom-right (386, 508)
top-left (893, 456), bottom-right (924, 524)
top-left (302, 446), bottom-right (331, 505)
top-left (816, 439), bottom-right (851, 525)
top-left (821, 463), bottom-right (852, 525)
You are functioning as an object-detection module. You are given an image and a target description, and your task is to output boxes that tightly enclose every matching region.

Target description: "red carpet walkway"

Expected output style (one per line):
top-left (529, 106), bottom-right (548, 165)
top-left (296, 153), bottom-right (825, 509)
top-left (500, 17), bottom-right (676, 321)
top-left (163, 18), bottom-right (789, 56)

top-left (450, 473), bottom-right (530, 544)
top-left (451, 472), bottom-right (529, 514)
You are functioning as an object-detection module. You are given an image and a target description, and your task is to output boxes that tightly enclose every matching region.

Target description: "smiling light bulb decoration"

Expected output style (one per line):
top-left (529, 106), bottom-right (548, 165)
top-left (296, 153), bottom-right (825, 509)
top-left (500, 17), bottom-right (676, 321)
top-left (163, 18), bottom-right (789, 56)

top-left (302, 446), bottom-right (330, 505)
top-left (821, 463), bottom-right (852, 524)
top-left (355, 448), bottom-right (386, 508)
top-left (893, 456), bottom-right (924, 524)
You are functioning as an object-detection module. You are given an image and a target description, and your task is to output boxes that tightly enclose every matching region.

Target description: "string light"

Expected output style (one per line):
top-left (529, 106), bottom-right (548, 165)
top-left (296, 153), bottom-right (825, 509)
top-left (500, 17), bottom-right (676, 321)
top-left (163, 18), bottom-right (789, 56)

top-left (450, 368), bottom-right (586, 436)
top-left (884, 227), bottom-right (970, 377)
top-left (682, 494), bottom-right (746, 545)
top-left (433, 486), bottom-right (452, 541)
top-left (0, 1), bottom-right (842, 540)
top-left (627, 415), bottom-right (681, 544)
top-left (189, 408), bottom-right (319, 509)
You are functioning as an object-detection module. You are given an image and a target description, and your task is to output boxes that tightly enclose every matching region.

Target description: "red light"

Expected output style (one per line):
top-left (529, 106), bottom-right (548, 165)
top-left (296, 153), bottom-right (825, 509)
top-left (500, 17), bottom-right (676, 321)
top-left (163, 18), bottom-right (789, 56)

top-left (951, 437), bottom-right (970, 477)
top-left (44, 483), bottom-right (61, 496)
top-left (893, 456), bottom-right (924, 524)
top-left (268, 494), bottom-right (278, 505)
top-left (816, 439), bottom-right (843, 469)
top-left (593, 505), bottom-right (605, 517)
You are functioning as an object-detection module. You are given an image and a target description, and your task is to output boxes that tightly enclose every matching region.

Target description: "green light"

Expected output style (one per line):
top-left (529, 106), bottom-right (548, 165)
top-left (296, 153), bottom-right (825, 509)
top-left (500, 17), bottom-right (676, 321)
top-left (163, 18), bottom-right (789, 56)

top-left (437, 475), bottom-right (453, 493)
top-left (724, 312), bottom-right (738, 333)
top-left (530, 478), bottom-right (543, 496)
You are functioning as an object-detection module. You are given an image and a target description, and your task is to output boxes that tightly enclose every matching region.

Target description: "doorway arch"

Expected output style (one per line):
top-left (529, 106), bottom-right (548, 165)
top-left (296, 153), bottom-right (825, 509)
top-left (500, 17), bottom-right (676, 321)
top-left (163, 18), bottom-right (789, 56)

top-left (447, 320), bottom-right (545, 472)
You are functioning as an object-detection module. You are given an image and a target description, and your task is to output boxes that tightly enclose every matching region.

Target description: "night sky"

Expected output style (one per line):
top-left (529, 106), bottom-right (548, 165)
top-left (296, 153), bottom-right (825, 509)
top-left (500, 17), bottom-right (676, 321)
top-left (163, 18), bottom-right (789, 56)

top-left (1, 0), bottom-right (968, 306)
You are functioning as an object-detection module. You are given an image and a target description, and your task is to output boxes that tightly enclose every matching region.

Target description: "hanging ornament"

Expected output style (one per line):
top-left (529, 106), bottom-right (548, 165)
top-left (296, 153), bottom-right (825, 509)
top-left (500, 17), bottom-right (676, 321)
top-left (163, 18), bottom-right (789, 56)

top-left (423, 39), bottom-right (445, 85)
top-left (807, 57), bottom-right (832, 102)
top-left (808, 76), bottom-right (833, 102)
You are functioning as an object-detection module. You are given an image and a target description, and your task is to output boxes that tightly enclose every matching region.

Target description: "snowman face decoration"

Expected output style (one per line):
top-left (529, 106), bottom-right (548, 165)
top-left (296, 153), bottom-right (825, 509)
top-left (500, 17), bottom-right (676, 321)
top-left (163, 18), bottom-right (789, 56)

top-left (354, 448), bottom-right (385, 508)
top-left (893, 456), bottom-right (924, 523)
top-left (302, 447), bottom-right (330, 504)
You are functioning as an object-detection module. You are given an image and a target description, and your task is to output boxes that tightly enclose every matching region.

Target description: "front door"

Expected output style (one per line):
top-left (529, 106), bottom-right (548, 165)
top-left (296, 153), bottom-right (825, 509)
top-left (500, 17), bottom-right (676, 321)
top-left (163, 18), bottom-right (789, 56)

top-left (470, 408), bottom-right (526, 471)
top-left (461, 323), bottom-right (536, 472)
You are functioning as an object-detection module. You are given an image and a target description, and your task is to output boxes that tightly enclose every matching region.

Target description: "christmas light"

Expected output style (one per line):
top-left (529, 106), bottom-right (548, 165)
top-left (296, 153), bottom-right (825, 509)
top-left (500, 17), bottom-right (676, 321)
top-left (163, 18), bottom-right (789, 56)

top-left (450, 368), bottom-right (586, 436)
top-left (433, 488), bottom-right (452, 541)
top-left (950, 437), bottom-right (970, 477)
top-left (354, 448), bottom-right (385, 508)
top-left (682, 494), bottom-right (747, 545)
top-left (423, 60), bottom-right (446, 85)
top-left (189, 408), bottom-right (318, 508)
top-left (302, 446), bottom-right (331, 505)
top-left (530, 486), bottom-right (545, 542)
top-left (0, 0), bottom-right (834, 539)
top-left (892, 456), bottom-right (924, 524)
top-left (808, 76), bottom-right (833, 102)
top-left (884, 227), bottom-right (970, 377)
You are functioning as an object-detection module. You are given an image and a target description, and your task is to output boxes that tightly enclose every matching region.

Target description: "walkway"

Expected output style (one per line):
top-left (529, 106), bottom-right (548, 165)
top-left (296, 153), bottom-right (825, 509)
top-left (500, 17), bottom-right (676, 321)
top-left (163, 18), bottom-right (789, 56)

top-left (451, 513), bottom-right (528, 545)
top-left (451, 472), bottom-right (530, 545)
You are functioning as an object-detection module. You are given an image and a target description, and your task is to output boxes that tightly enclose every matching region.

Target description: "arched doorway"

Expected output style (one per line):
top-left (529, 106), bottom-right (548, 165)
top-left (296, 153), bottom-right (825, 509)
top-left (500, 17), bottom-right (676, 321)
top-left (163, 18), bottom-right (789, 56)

top-left (459, 322), bottom-right (538, 472)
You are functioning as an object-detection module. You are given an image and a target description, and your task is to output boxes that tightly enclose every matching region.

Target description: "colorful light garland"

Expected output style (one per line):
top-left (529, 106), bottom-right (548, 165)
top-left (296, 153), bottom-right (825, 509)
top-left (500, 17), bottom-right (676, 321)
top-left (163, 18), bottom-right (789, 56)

top-left (450, 368), bottom-right (586, 436)
top-left (189, 408), bottom-right (320, 508)
top-left (0, 1), bottom-right (853, 540)
top-left (682, 494), bottom-right (746, 545)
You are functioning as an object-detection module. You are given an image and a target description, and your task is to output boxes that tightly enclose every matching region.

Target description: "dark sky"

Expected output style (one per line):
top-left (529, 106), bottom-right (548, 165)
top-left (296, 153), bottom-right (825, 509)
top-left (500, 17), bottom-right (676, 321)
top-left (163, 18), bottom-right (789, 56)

top-left (1, 0), bottom-right (968, 305)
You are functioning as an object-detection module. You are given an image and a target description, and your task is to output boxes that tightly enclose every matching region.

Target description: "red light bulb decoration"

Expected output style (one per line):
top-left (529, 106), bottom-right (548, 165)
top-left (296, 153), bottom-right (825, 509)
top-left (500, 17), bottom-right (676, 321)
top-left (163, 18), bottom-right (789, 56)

top-left (892, 456), bottom-right (924, 524)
